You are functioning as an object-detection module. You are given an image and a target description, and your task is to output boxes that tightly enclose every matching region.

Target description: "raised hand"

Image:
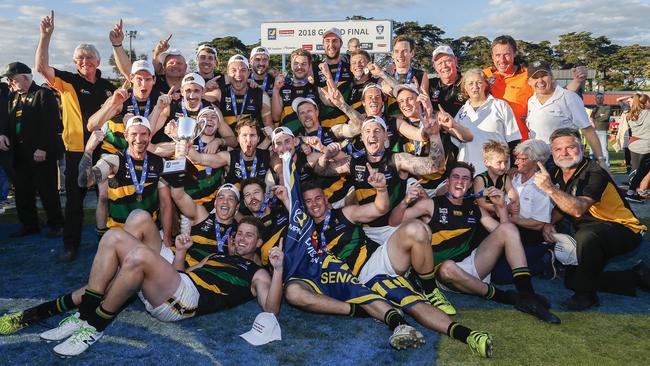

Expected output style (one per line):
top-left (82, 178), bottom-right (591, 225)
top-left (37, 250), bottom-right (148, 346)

top-left (367, 163), bottom-right (387, 190)
top-left (367, 63), bottom-right (383, 78)
top-left (109, 19), bottom-right (124, 45)
top-left (268, 239), bottom-right (284, 271)
top-left (437, 105), bottom-right (454, 130)
top-left (40, 10), bottom-right (54, 38)
top-left (205, 75), bottom-right (221, 92)
top-left (155, 34), bottom-right (173, 55)
top-left (274, 73), bottom-right (285, 89)
top-left (533, 161), bottom-right (554, 193)
top-left (322, 142), bottom-right (342, 159)
top-left (174, 233), bottom-right (194, 252)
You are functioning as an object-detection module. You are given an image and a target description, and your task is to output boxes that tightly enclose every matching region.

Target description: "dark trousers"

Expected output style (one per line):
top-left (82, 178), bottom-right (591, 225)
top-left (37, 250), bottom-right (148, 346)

top-left (14, 148), bottom-right (63, 229)
top-left (629, 151), bottom-right (650, 191)
top-left (565, 221), bottom-right (642, 295)
top-left (63, 151), bottom-right (88, 252)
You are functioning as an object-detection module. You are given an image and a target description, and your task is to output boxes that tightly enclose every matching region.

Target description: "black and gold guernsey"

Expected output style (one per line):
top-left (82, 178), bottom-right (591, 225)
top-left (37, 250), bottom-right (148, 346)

top-left (317, 208), bottom-right (379, 276)
top-left (475, 171), bottom-right (507, 204)
top-left (351, 150), bottom-right (406, 227)
top-left (386, 67), bottom-right (426, 118)
top-left (184, 136), bottom-right (225, 212)
top-left (346, 77), bottom-right (380, 115)
top-left (224, 148), bottom-right (271, 187)
top-left (314, 61), bottom-right (353, 128)
top-left (277, 81), bottom-right (319, 133)
top-left (186, 253), bottom-right (261, 315)
top-left (257, 204), bottom-right (289, 266)
top-left (101, 91), bottom-right (160, 155)
top-left (428, 195), bottom-right (482, 265)
top-left (401, 124), bottom-right (455, 192)
top-left (251, 73), bottom-right (276, 98)
top-left (107, 151), bottom-right (164, 228)
top-left (152, 99), bottom-right (211, 144)
top-left (220, 86), bottom-right (264, 130)
top-left (186, 214), bottom-right (238, 267)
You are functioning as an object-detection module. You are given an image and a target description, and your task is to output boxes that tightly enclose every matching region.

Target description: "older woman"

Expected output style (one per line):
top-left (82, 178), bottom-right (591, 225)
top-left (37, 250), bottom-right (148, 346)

top-left (452, 68), bottom-right (521, 175)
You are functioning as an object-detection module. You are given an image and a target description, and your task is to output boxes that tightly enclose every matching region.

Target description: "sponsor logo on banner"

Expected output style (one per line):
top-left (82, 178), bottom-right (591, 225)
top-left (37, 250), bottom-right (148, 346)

top-left (376, 25), bottom-right (384, 34)
top-left (316, 45), bottom-right (324, 51)
top-left (302, 44), bottom-right (313, 51)
top-left (361, 43), bottom-right (373, 50)
top-left (268, 28), bottom-right (276, 40)
top-left (279, 29), bottom-right (294, 36)
top-left (377, 43), bottom-right (387, 48)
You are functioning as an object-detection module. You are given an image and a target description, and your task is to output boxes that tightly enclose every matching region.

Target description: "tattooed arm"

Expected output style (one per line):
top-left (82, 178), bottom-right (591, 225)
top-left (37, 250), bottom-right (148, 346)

top-left (394, 131), bottom-right (445, 176)
top-left (78, 153), bottom-right (119, 187)
top-left (327, 87), bottom-right (363, 139)
top-left (313, 143), bottom-right (351, 176)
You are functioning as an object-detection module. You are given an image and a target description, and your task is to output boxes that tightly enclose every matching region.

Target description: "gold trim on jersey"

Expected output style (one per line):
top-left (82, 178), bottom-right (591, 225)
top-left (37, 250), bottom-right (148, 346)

top-left (431, 228), bottom-right (472, 245)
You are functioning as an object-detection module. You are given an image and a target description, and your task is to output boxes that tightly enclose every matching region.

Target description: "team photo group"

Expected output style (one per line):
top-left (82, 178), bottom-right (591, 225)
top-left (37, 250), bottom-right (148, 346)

top-left (0, 8), bottom-right (649, 362)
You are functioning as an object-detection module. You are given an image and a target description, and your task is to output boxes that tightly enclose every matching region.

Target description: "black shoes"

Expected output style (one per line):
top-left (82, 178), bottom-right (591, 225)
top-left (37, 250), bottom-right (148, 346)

top-left (515, 292), bottom-right (561, 324)
top-left (632, 260), bottom-right (650, 291)
top-left (561, 292), bottom-right (599, 311)
top-left (58, 249), bottom-right (77, 262)
top-left (9, 226), bottom-right (40, 238)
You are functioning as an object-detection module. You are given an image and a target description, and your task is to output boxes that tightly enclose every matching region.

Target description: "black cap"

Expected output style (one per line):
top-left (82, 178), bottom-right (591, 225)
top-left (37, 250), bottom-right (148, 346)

top-left (2, 62), bottom-right (32, 78)
top-left (527, 60), bottom-right (551, 78)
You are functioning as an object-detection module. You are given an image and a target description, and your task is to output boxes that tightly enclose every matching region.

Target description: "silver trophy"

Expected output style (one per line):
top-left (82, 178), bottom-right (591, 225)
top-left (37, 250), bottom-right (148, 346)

top-left (162, 116), bottom-right (207, 187)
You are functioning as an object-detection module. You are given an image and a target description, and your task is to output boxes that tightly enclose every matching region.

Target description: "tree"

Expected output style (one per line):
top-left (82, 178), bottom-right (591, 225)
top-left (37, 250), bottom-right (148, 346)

top-left (108, 49), bottom-right (138, 78)
top-left (450, 36), bottom-right (491, 71)
top-left (603, 45), bottom-right (650, 90)
top-left (199, 36), bottom-right (249, 69)
top-left (516, 40), bottom-right (556, 67)
top-left (392, 21), bottom-right (446, 71)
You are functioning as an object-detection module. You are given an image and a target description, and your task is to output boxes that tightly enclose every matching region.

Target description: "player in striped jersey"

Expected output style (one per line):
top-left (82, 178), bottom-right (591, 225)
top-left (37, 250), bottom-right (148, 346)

top-left (390, 161), bottom-right (561, 324)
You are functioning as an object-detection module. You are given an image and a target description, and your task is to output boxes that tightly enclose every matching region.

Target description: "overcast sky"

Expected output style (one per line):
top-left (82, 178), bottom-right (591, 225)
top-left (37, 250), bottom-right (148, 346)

top-left (1, 0), bottom-right (648, 80)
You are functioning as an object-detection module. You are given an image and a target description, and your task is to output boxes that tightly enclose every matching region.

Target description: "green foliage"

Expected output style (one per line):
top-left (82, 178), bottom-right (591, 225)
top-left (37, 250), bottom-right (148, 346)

top-left (451, 36), bottom-right (492, 71)
top-left (393, 21), bottom-right (446, 72)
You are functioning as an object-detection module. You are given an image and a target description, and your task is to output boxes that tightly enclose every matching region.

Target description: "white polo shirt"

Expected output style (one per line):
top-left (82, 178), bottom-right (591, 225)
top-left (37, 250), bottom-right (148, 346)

top-left (452, 95), bottom-right (521, 175)
top-left (512, 173), bottom-right (554, 223)
top-left (526, 85), bottom-right (591, 144)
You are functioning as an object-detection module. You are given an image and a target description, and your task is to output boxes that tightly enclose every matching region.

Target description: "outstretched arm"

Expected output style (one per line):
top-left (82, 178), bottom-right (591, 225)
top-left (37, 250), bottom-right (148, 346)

top-left (252, 241), bottom-right (284, 314)
top-left (35, 10), bottom-right (56, 84)
top-left (78, 131), bottom-right (117, 187)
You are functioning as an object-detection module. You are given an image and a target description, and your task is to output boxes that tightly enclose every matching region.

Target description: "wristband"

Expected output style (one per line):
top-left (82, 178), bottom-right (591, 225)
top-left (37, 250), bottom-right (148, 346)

top-left (112, 43), bottom-right (123, 48)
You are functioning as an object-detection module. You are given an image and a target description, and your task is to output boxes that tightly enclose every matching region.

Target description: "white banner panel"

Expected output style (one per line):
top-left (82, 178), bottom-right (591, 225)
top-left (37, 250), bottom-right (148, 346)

top-left (261, 20), bottom-right (393, 55)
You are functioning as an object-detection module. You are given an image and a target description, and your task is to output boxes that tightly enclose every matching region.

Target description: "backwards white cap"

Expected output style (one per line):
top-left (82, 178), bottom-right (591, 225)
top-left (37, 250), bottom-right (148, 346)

top-left (240, 312), bottom-right (282, 346)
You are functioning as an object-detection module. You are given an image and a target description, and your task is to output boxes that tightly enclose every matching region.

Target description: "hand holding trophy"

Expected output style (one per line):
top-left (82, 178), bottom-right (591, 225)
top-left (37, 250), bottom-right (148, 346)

top-left (161, 116), bottom-right (207, 187)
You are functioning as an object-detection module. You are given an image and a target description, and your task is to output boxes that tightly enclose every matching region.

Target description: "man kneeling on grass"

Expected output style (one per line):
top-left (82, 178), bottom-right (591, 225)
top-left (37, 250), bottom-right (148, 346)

top-left (0, 211), bottom-right (284, 357)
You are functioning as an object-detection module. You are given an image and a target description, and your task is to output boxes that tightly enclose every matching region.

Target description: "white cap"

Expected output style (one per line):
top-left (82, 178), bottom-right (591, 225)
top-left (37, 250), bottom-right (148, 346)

top-left (432, 45), bottom-right (455, 60)
top-left (392, 83), bottom-right (419, 98)
top-left (125, 115), bottom-right (152, 131)
top-left (158, 48), bottom-right (183, 65)
top-left (240, 312), bottom-right (282, 346)
top-left (250, 46), bottom-right (270, 59)
top-left (361, 116), bottom-right (387, 131)
top-left (227, 54), bottom-right (250, 69)
top-left (217, 183), bottom-right (240, 201)
top-left (291, 97), bottom-right (318, 113)
top-left (361, 83), bottom-right (382, 97)
top-left (197, 107), bottom-right (218, 119)
top-left (323, 27), bottom-right (342, 40)
top-left (196, 44), bottom-right (217, 58)
top-left (181, 73), bottom-right (205, 89)
top-left (552, 233), bottom-right (578, 265)
top-left (130, 59), bottom-right (155, 76)
top-left (271, 126), bottom-right (294, 143)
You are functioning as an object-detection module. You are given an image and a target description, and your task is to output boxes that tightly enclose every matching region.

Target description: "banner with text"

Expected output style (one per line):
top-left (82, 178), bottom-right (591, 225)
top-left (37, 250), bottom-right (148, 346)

top-left (261, 20), bottom-right (393, 55)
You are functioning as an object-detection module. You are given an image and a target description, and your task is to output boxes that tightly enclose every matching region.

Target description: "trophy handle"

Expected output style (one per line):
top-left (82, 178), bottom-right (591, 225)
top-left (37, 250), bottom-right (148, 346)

top-left (194, 117), bottom-right (208, 139)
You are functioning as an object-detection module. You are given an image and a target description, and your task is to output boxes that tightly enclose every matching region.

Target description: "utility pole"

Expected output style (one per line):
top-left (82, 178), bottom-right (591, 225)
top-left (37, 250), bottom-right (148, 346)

top-left (127, 30), bottom-right (138, 62)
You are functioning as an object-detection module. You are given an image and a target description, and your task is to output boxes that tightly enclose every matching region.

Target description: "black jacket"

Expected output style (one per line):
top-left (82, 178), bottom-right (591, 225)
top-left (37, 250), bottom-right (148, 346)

top-left (6, 81), bottom-right (62, 160)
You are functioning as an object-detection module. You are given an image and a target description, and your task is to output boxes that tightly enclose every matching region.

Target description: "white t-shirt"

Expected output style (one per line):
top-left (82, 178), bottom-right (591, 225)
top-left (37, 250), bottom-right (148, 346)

top-left (526, 85), bottom-right (591, 144)
top-left (512, 173), bottom-right (554, 223)
top-left (452, 95), bottom-right (521, 175)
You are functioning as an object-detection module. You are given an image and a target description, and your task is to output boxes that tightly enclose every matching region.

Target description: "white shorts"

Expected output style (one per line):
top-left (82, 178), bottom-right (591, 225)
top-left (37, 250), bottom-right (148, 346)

top-left (138, 273), bottom-right (199, 322)
top-left (363, 225), bottom-right (397, 247)
top-left (159, 245), bottom-right (175, 264)
top-left (358, 241), bottom-right (397, 284)
top-left (437, 249), bottom-right (491, 291)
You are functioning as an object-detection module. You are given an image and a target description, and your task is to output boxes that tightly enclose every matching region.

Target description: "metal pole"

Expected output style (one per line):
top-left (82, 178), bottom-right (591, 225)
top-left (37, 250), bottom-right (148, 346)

top-left (282, 52), bottom-right (286, 74)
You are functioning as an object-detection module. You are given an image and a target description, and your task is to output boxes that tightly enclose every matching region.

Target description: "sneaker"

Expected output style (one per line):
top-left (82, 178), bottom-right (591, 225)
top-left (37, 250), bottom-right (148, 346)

top-left (625, 193), bottom-right (645, 204)
top-left (466, 331), bottom-right (493, 358)
top-left (425, 288), bottom-right (457, 315)
top-left (389, 324), bottom-right (425, 350)
top-left (52, 321), bottom-right (103, 357)
top-left (0, 311), bottom-right (26, 335)
top-left (515, 292), bottom-right (561, 324)
top-left (40, 312), bottom-right (83, 342)
top-left (638, 190), bottom-right (650, 199)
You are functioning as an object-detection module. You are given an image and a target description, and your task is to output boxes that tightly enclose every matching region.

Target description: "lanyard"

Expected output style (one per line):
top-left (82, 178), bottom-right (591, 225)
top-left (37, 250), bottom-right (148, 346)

top-left (239, 151), bottom-right (258, 179)
top-left (333, 61), bottom-right (343, 84)
top-left (229, 86), bottom-right (248, 122)
top-left (197, 138), bottom-right (212, 175)
top-left (318, 209), bottom-right (332, 254)
top-left (181, 100), bottom-right (202, 117)
top-left (446, 189), bottom-right (484, 200)
top-left (250, 74), bottom-right (269, 92)
top-left (345, 141), bottom-right (366, 159)
top-left (215, 222), bottom-right (233, 253)
top-left (131, 93), bottom-right (150, 118)
top-left (125, 151), bottom-right (148, 201)
top-left (256, 191), bottom-right (271, 218)
top-left (287, 76), bottom-right (308, 86)
top-left (395, 65), bottom-right (413, 83)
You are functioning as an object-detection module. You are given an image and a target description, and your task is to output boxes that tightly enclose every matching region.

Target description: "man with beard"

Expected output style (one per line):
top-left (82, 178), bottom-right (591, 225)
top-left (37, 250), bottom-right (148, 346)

top-left (216, 55), bottom-right (273, 132)
top-left (240, 178), bottom-right (288, 266)
top-left (36, 10), bottom-right (116, 261)
top-left (534, 128), bottom-right (648, 310)
top-left (314, 116), bottom-right (445, 244)
top-left (186, 117), bottom-right (272, 189)
top-left (86, 59), bottom-right (163, 241)
top-left (389, 161), bottom-right (561, 324)
top-left (249, 46), bottom-right (275, 98)
top-left (195, 44), bottom-right (224, 104)
top-left (272, 48), bottom-right (320, 133)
